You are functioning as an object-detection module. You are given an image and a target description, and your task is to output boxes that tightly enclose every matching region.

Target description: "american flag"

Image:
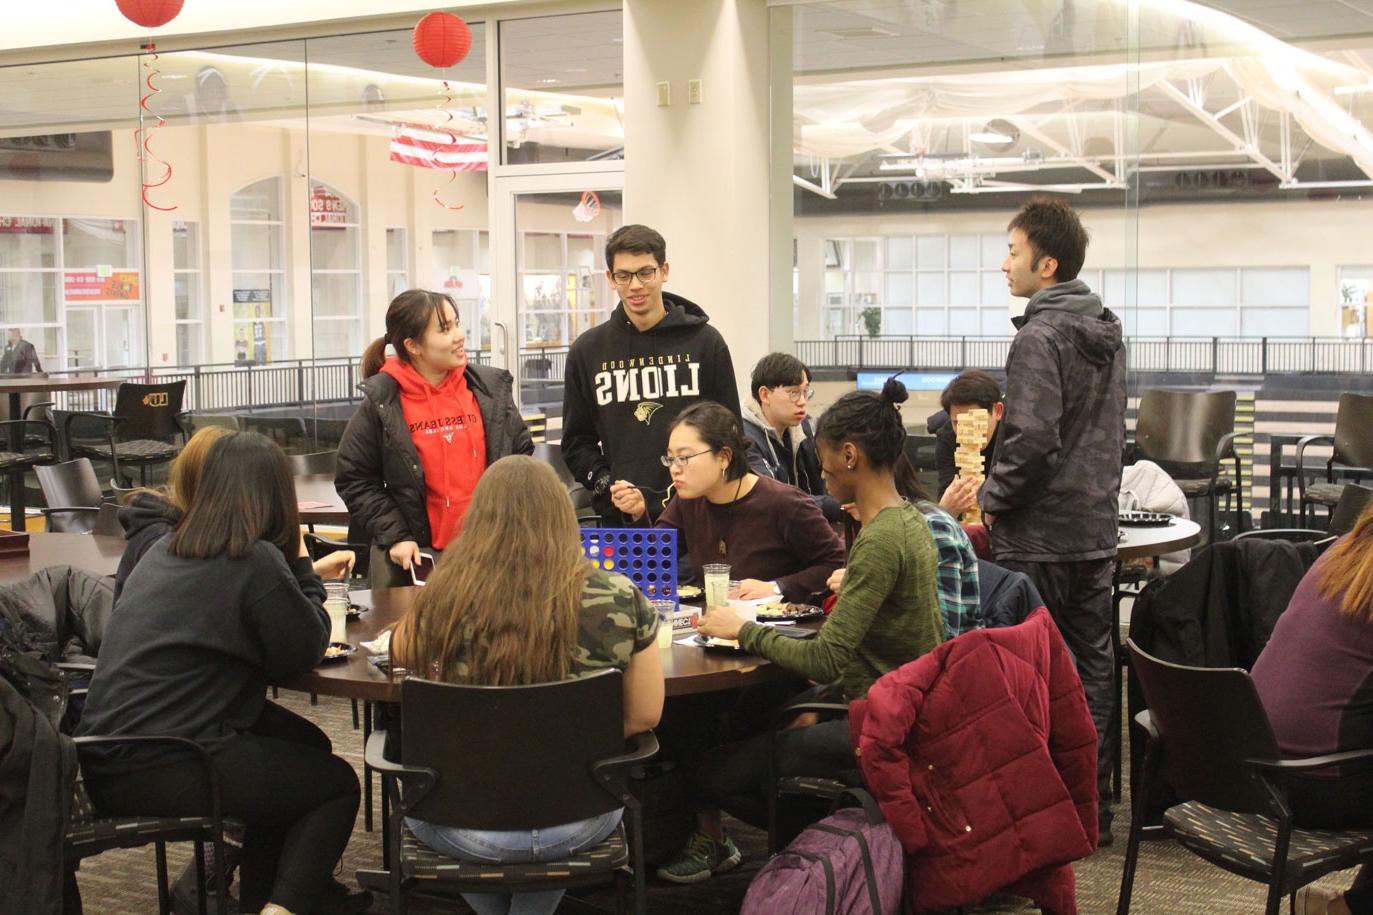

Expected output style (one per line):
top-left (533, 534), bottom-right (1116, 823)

top-left (389, 123), bottom-right (488, 171)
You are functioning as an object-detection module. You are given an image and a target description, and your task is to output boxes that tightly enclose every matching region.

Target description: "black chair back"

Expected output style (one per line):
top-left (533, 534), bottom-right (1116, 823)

top-left (1134, 389), bottom-right (1237, 467)
top-left (240, 415), bottom-right (306, 450)
top-left (0, 374), bottom-right (50, 422)
top-left (1126, 639), bottom-right (1281, 816)
top-left (401, 670), bottom-right (624, 831)
top-left (1330, 483), bottom-right (1373, 537)
top-left (1233, 528), bottom-right (1327, 543)
top-left (36, 459), bottom-right (105, 511)
top-left (113, 382), bottom-right (186, 441)
top-left (289, 450), bottom-right (338, 476)
top-left (533, 442), bottom-right (575, 487)
top-left (1333, 394), bottom-right (1373, 474)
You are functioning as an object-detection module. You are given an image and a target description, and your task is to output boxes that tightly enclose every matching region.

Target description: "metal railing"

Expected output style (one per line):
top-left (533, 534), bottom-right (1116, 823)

top-left (40, 345), bottom-right (570, 414)
top-left (797, 336), bottom-right (1373, 375)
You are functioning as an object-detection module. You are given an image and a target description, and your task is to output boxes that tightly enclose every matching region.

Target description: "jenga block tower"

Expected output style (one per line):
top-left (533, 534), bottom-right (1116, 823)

top-left (954, 408), bottom-right (990, 524)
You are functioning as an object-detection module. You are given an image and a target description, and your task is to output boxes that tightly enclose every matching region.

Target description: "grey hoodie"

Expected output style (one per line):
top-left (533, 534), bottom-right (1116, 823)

top-left (982, 279), bottom-right (1127, 562)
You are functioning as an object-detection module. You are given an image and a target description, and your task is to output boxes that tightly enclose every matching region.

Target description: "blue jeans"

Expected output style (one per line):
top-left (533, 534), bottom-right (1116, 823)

top-left (406, 809), bottom-right (623, 915)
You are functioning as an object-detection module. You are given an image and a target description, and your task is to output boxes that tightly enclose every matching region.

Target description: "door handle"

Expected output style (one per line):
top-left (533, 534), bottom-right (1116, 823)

top-left (493, 321), bottom-right (509, 365)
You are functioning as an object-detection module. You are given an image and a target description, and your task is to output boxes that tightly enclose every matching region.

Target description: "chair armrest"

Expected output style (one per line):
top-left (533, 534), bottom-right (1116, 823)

top-left (1133, 709), bottom-right (1159, 741)
top-left (770, 701), bottom-right (850, 730)
top-left (56, 661), bottom-right (97, 673)
top-left (1295, 434), bottom-right (1337, 494)
top-left (40, 507), bottom-right (100, 519)
top-left (63, 411), bottom-right (122, 444)
top-left (72, 734), bottom-right (223, 825)
top-left (592, 730), bottom-right (660, 778)
top-left (0, 418), bottom-right (58, 451)
top-left (363, 730), bottom-right (437, 782)
top-left (1215, 431), bottom-right (1241, 464)
top-left (23, 401), bottom-right (55, 421)
top-left (1247, 748), bottom-right (1373, 775)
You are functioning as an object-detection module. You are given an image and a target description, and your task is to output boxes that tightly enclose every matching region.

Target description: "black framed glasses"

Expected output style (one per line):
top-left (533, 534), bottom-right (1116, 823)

top-left (611, 266), bottom-right (660, 286)
top-left (660, 448), bottom-right (713, 470)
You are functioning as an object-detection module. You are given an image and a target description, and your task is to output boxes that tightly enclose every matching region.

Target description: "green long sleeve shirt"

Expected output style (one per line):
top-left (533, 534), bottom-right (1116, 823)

top-left (737, 501), bottom-right (943, 700)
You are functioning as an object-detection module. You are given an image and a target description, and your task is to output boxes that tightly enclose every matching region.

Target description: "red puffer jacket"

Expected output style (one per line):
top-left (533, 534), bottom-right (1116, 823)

top-left (849, 607), bottom-right (1097, 914)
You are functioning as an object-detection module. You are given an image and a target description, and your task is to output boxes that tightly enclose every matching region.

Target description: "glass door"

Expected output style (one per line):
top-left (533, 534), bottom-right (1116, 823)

top-left (65, 307), bottom-right (97, 369)
top-left (103, 305), bottom-right (138, 368)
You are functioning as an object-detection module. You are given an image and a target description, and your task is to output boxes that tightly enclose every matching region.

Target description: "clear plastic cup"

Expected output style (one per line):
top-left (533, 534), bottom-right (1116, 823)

top-left (702, 563), bottom-right (731, 613)
top-left (323, 581), bottom-right (349, 644)
top-left (651, 600), bottom-right (676, 649)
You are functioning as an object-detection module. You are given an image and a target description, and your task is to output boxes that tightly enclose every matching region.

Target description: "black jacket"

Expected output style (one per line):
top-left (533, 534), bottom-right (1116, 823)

top-left (741, 401), bottom-right (842, 523)
top-left (560, 293), bottom-right (739, 518)
top-left (115, 493), bottom-right (180, 603)
top-left (982, 280), bottom-right (1127, 562)
top-left (335, 363), bottom-right (532, 550)
top-left (0, 338), bottom-right (42, 373)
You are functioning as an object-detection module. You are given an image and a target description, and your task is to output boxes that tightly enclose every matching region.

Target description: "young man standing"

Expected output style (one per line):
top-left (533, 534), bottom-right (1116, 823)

top-left (741, 353), bottom-right (841, 522)
top-left (932, 369), bottom-right (1004, 515)
top-left (980, 197), bottom-right (1126, 843)
top-left (0, 328), bottom-right (42, 374)
top-left (561, 224), bottom-right (739, 523)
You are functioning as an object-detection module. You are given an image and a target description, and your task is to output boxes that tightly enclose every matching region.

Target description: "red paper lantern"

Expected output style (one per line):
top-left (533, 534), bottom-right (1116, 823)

top-left (412, 12), bottom-right (472, 69)
top-left (115, 0), bottom-right (185, 28)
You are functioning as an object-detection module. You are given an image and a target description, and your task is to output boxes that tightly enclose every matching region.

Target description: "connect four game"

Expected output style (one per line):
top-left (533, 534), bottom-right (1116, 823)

top-left (580, 528), bottom-right (679, 606)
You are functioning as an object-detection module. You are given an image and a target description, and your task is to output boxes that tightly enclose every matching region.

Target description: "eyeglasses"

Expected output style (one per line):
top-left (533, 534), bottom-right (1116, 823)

top-left (660, 448), bottom-right (714, 470)
top-left (774, 385), bottom-right (815, 404)
top-left (611, 267), bottom-right (660, 286)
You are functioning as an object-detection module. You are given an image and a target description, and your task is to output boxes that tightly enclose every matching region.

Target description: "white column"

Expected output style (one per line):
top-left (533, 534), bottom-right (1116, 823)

top-left (623, 0), bottom-right (773, 399)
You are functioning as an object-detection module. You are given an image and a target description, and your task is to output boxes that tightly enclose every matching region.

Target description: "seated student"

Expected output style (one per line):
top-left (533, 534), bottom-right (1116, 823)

top-left (742, 352), bottom-right (841, 522)
top-left (77, 432), bottom-right (369, 915)
top-left (117, 426), bottom-right (355, 603)
top-left (827, 478), bottom-right (982, 640)
top-left (666, 379), bottom-right (943, 881)
top-left (609, 401), bottom-right (845, 602)
top-left (392, 455), bottom-right (664, 915)
top-left (931, 369), bottom-right (1004, 517)
top-left (1252, 502), bottom-right (1373, 915)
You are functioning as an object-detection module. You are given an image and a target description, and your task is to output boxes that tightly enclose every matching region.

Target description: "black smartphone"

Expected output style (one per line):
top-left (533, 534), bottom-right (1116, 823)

top-left (410, 552), bottom-right (437, 586)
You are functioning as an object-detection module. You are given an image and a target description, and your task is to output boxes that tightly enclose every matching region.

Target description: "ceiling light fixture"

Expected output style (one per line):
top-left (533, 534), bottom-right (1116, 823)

top-left (969, 130), bottom-right (1014, 144)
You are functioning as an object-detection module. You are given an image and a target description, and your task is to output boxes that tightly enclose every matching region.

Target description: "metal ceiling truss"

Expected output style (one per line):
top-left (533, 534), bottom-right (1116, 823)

top-left (793, 64), bottom-right (1373, 198)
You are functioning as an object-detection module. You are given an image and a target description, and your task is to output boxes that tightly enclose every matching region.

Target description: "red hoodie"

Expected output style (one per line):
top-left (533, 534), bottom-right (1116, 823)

top-left (379, 357), bottom-right (486, 550)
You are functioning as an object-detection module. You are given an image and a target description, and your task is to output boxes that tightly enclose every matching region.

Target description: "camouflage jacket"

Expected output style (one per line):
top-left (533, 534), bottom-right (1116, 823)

top-left (982, 280), bottom-right (1126, 562)
top-left (571, 567), bottom-right (659, 673)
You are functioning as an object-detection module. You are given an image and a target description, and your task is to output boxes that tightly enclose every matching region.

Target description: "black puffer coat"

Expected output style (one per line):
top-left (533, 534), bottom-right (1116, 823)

top-left (335, 363), bottom-right (533, 551)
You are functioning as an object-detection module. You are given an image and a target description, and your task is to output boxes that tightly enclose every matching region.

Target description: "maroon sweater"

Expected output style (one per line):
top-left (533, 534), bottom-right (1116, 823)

top-left (1252, 554), bottom-right (1373, 760)
top-left (650, 475), bottom-right (845, 602)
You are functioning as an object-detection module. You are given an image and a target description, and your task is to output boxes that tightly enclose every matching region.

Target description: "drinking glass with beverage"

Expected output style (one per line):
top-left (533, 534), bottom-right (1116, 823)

top-left (323, 581), bottom-right (349, 644)
top-left (702, 563), bottom-right (731, 614)
top-left (651, 600), bottom-right (676, 650)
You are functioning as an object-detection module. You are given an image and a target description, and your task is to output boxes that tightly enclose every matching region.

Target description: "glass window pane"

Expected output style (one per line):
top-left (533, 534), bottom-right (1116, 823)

top-left (884, 308), bottom-right (913, 334)
top-left (1241, 307), bottom-right (1309, 337)
top-left (916, 273), bottom-right (945, 307)
top-left (1241, 268), bottom-right (1308, 307)
top-left (176, 323), bottom-right (200, 365)
top-left (233, 319), bottom-right (287, 365)
top-left (64, 218), bottom-right (138, 267)
top-left (852, 239), bottom-right (878, 271)
top-left (232, 224), bottom-right (283, 272)
top-left (916, 237), bottom-right (946, 269)
top-left (0, 273), bottom-right (58, 324)
top-left (885, 237), bottom-right (912, 269)
top-left (915, 308), bottom-right (946, 335)
top-left (950, 235), bottom-right (978, 269)
top-left (981, 308), bottom-right (1013, 336)
top-left (231, 274), bottom-right (286, 320)
top-left (314, 319), bottom-right (360, 359)
top-left (501, 10), bottom-right (623, 165)
top-left (980, 234), bottom-right (1005, 268)
top-left (172, 222), bottom-right (198, 270)
top-left (884, 272), bottom-right (913, 307)
top-left (310, 226), bottom-right (359, 272)
top-left (231, 178), bottom-right (283, 222)
top-left (1124, 308), bottom-right (1169, 336)
top-left (312, 273), bottom-right (360, 318)
top-left (1172, 308), bottom-right (1236, 336)
top-left (0, 219), bottom-right (58, 269)
top-left (173, 274), bottom-right (200, 321)
top-left (387, 229), bottom-right (406, 272)
top-left (949, 309), bottom-right (980, 335)
top-left (1172, 269), bottom-right (1236, 307)
top-left (980, 272), bottom-right (1007, 308)
top-left (949, 272), bottom-right (978, 307)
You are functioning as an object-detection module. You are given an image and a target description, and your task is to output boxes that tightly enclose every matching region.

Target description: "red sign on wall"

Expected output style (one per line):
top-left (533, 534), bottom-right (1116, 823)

top-left (64, 270), bottom-right (140, 301)
top-left (310, 186), bottom-right (348, 228)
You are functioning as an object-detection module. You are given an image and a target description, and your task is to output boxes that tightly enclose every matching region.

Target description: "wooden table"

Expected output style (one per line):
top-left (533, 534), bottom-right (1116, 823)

top-left (0, 532), bottom-right (124, 584)
top-left (295, 473), bottom-right (349, 526)
top-left (0, 374), bottom-right (125, 529)
top-left (1117, 517), bottom-right (1202, 561)
top-left (278, 588), bottom-right (808, 702)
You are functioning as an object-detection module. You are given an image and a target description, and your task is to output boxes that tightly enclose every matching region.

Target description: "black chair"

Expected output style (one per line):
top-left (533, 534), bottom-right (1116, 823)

top-left (536, 443), bottom-right (599, 525)
top-left (1233, 528), bottom-right (1330, 543)
top-left (69, 735), bottom-right (228, 915)
top-left (289, 450), bottom-right (338, 477)
top-left (65, 381), bottom-right (188, 487)
top-left (1132, 389), bottom-right (1243, 542)
top-left (1118, 640), bottom-right (1373, 915)
top-left (182, 413), bottom-right (239, 435)
top-left (35, 458), bottom-right (114, 534)
top-left (0, 417), bottom-right (60, 524)
top-left (1329, 483), bottom-right (1373, 537)
top-left (1296, 393), bottom-right (1373, 528)
top-left (359, 670), bottom-right (657, 915)
top-left (763, 694), bottom-right (856, 854)
top-left (239, 415), bottom-right (306, 451)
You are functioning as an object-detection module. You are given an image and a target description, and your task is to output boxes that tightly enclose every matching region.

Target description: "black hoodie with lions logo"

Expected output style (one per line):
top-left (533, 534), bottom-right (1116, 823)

top-left (561, 291), bottom-right (739, 521)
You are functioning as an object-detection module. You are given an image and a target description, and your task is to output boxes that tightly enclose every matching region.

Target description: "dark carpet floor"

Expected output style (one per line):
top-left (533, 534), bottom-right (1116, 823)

top-left (75, 689), bottom-right (1359, 914)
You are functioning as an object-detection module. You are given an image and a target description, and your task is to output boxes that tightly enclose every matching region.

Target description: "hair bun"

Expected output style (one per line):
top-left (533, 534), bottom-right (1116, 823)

top-left (880, 376), bottom-right (909, 406)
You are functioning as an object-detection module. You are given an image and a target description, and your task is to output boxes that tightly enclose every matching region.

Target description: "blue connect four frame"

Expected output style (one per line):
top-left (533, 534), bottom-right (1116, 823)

top-left (580, 528), bottom-right (679, 607)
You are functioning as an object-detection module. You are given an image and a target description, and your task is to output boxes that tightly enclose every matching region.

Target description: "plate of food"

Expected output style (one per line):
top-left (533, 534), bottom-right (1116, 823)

top-left (756, 602), bottom-right (825, 623)
top-left (677, 585), bottom-right (703, 601)
top-left (692, 634), bottom-right (742, 651)
top-left (321, 642), bottom-right (356, 663)
top-left (1118, 510), bottom-right (1174, 527)
top-left (346, 603), bottom-right (367, 620)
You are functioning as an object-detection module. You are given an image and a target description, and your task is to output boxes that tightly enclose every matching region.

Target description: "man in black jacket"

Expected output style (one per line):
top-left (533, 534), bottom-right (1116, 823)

top-left (0, 328), bottom-right (42, 374)
top-left (980, 197), bottom-right (1126, 842)
top-left (741, 353), bottom-right (840, 521)
top-left (932, 369), bottom-right (1003, 512)
top-left (561, 225), bottom-right (739, 523)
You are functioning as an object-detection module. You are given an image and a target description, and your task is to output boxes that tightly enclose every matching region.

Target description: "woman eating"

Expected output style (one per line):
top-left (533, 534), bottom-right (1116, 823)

top-left (609, 400), bottom-right (844, 602)
top-left (655, 379), bottom-right (943, 882)
top-left (392, 455), bottom-right (664, 915)
top-left (336, 289), bottom-right (532, 588)
top-left (78, 432), bottom-right (369, 915)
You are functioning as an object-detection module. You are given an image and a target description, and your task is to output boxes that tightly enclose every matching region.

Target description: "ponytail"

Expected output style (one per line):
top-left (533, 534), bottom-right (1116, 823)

top-left (815, 374), bottom-right (910, 471)
top-left (361, 336), bottom-right (388, 379)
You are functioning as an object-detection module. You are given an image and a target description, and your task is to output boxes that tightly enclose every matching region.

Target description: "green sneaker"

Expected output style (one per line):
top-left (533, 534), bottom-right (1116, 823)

top-left (656, 831), bottom-right (743, 884)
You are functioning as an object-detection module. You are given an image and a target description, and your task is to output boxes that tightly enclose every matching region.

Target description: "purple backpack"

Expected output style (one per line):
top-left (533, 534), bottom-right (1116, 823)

top-left (742, 791), bottom-right (904, 915)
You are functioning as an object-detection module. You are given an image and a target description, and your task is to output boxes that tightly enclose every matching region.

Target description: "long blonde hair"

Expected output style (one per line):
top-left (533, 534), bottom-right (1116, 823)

top-left (168, 426), bottom-right (231, 512)
top-left (392, 455), bottom-right (591, 685)
top-left (1318, 500), bottom-right (1373, 620)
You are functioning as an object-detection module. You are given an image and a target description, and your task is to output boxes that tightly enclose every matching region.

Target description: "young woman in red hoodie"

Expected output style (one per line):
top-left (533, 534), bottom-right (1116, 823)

top-left (336, 290), bottom-right (533, 587)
